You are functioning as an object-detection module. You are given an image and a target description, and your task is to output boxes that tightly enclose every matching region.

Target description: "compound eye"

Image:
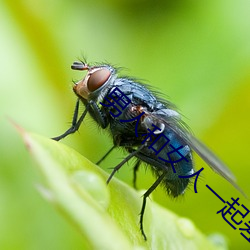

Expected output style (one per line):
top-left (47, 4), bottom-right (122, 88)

top-left (87, 68), bottom-right (111, 92)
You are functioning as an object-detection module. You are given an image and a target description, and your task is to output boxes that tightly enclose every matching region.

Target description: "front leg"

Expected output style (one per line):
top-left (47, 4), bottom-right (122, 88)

top-left (52, 99), bottom-right (89, 141)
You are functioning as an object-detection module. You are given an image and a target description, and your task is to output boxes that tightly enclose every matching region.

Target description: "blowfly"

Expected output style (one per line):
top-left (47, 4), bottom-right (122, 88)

top-left (52, 60), bottom-right (244, 240)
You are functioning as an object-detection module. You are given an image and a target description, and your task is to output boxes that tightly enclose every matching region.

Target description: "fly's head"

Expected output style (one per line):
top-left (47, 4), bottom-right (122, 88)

top-left (72, 61), bottom-right (116, 101)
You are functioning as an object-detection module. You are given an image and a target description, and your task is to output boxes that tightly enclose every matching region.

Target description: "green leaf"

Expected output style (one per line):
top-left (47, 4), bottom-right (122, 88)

top-left (19, 128), bottom-right (226, 250)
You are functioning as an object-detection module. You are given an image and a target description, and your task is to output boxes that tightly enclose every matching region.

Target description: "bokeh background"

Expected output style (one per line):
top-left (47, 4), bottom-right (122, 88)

top-left (1, 0), bottom-right (250, 249)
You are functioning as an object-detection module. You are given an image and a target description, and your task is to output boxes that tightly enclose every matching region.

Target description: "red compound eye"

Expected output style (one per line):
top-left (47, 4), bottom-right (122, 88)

top-left (87, 68), bottom-right (111, 92)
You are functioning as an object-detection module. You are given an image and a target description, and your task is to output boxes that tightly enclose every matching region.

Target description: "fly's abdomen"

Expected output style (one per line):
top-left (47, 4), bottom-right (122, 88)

top-left (141, 128), bottom-right (194, 197)
top-left (161, 153), bottom-right (193, 197)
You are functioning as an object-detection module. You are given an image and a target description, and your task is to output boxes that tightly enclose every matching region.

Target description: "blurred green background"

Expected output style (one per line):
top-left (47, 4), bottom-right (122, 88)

top-left (1, 0), bottom-right (250, 249)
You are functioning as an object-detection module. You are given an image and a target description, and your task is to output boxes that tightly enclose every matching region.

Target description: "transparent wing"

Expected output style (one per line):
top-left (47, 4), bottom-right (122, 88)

top-left (149, 111), bottom-right (247, 197)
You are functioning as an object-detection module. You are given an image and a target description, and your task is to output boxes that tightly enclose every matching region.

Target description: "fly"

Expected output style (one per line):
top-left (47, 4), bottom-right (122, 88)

top-left (52, 60), bottom-right (245, 240)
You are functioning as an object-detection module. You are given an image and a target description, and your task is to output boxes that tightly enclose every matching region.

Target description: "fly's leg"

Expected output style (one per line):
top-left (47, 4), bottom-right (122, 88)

top-left (96, 145), bottom-right (116, 165)
top-left (97, 129), bottom-right (146, 166)
top-left (52, 99), bottom-right (88, 141)
top-left (140, 172), bottom-right (166, 240)
top-left (133, 160), bottom-right (141, 189)
top-left (52, 99), bottom-right (108, 141)
top-left (89, 100), bottom-right (107, 129)
top-left (100, 136), bottom-right (145, 166)
top-left (107, 144), bottom-right (145, 184)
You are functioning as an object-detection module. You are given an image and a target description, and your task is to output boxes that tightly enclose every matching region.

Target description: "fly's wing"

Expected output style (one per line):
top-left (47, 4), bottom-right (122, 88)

top-left (184, 133), bottom-right (247, 196)
top-left (150, 110), bottom-right (247, 197)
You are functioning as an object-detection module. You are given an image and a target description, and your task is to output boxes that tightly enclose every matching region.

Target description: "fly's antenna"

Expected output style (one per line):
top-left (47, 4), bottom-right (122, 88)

top-left (71, 61), bottom-right (89, 71)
